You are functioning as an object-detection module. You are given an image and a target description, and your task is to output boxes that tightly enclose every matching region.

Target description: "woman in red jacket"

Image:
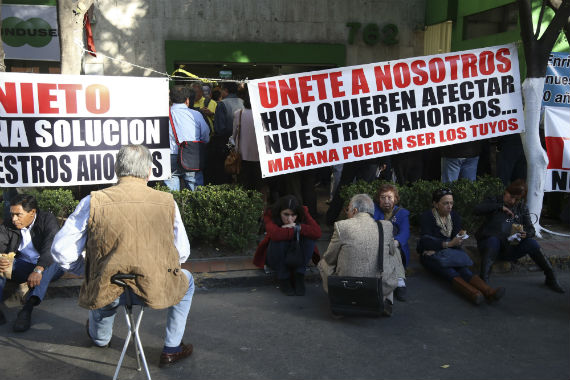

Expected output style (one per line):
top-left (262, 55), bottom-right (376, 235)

top-left (253, 195), bottom-right (321, 296)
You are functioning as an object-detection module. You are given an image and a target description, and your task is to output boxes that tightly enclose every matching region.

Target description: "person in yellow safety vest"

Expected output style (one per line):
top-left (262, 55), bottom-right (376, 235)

top-left (171, 68), bottom-right (218, 136)
top-left (191, 81), bottom-right (217, 135)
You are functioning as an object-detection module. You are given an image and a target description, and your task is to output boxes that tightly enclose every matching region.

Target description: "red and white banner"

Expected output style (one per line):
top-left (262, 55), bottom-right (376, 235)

top-left (249, 43), bottom-right (525, 177)
top-left (545, 106), bottom-right (570, 192)
top-left (0, 72), bottom-right (171, 187)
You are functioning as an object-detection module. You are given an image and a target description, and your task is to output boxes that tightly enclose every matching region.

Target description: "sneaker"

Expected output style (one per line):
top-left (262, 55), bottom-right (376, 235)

top-left (394, 286), bottom-right (407, 302)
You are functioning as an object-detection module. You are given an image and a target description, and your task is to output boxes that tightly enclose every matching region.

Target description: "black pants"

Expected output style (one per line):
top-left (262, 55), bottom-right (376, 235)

top-left (204, 135), bottom-right (232, 185)
top-left (266, 238), bottom-right (316, 280)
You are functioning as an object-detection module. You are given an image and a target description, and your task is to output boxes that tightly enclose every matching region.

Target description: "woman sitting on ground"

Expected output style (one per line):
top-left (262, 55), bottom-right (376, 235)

top-left (475, 179), bottom-right (564, 293)
top-left (373, 183), bottom-right (410, 301)
top-left (253, 195), bottom-right (321, 296)
top-left (319, 194), bottom-right (404, 316)
top-left (417, 188), bottom-right (505, 304)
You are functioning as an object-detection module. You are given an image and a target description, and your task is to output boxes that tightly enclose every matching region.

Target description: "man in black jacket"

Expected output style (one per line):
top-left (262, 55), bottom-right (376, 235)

top-left (0, 194), bottom-right (64, 331)
top-left (474, 180), bottom-right (564, 293)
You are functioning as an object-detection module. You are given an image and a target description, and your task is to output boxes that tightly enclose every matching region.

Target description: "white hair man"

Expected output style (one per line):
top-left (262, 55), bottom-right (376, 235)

top-left (318, 194), bottom-right (406, 316)
top-left (52, 144), bottom-right (195, 367)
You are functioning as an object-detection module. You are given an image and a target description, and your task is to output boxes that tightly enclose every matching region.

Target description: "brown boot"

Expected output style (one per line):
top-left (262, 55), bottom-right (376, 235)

top-left (452, 277), bottom-right (484, 305)
top-left (469, 275), bottom-right (505, 302)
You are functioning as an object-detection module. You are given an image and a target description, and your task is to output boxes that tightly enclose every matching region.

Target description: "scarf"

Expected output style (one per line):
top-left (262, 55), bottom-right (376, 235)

top-left (432, 208), bottom-right (452, 238)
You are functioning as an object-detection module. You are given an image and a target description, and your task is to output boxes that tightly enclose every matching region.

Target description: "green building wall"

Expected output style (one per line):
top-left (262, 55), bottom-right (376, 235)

top-left (425, 0), bottom-right (569, 79)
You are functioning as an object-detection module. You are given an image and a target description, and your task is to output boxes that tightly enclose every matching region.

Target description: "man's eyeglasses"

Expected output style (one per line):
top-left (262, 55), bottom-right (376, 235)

top-left (437, 188), bottom-right (452, 196)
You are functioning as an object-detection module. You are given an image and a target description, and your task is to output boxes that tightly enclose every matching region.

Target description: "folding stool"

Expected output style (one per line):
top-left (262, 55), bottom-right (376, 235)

top-left (110, 274), bottom-right (151, 380)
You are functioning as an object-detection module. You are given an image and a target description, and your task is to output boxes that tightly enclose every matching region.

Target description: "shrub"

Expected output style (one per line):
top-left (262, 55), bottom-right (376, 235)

top-left (36, 188), bottom-right (79, 226)
top-left (339, 175), bottom-right (504, 232)
top-left (155, 184), bottom-right (264, 250)
top-left (447, 176), bottom-right (505, 232)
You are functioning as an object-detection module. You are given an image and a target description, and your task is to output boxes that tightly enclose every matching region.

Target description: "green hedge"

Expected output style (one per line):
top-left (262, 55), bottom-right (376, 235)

top-left (3, 185), bottom-right (263, 251)
top-left (7, 176), bottom-right (503, 248)
top-left (154, 184), bottom-right (264, 250)
top-left (340, 175), bottom-right (505, 232)
top-left (36, 188), bottom-right (79, 225)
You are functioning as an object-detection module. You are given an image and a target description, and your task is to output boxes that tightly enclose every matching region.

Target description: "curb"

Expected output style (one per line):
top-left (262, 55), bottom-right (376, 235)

top-left (3, 246), bottom-right (568, 302)
top-left (193, 267), bottom-right (322, 289)
top-left (36, 254), bottom-right (568, 300)
top-left (39, 268), bottom-right (325, 299)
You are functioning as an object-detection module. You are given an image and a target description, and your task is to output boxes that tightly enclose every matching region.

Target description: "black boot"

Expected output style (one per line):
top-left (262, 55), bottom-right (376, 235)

top-left (530, 251), bottom-right (565, 293)
top-left (480, 248), bottom-right (499, 284)
top-left (294, 273), bottom-right (306, 296)
top-left (278, 279), bottom-right (295, 296)
top-left (13, 308), bottom-right (32, 332)
top-left (13, 296), bottom-right (39, 332)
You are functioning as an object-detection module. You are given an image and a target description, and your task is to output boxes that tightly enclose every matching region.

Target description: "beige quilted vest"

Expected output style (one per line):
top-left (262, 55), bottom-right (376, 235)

top-left (78, 176), bottom-right (189, 310)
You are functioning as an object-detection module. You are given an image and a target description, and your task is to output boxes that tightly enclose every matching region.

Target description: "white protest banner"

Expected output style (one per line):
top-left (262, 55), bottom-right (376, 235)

top-left (542, 52), bottom-right (570, 108)
top-left (544, 106), bottom-right (570, 192)
top-left (249, 43), bottom-right (525, 177)
top-left (0, 72), bottom-right (170, 187)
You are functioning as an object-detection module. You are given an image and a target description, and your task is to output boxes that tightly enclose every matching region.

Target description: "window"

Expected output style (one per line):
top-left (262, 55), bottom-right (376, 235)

top-left (463, 3), bottom-right (518, 40)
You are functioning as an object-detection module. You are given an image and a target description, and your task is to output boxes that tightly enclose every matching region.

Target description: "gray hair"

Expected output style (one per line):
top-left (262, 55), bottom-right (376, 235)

top-left (349, 193), bottom-right (375, 216)
top-left (114, 144), bottom-right (152, 179)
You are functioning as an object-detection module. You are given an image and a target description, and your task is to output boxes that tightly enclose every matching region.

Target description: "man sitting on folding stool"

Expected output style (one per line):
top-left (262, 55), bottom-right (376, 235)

top-left (51, 144), bottom-right (195, 368)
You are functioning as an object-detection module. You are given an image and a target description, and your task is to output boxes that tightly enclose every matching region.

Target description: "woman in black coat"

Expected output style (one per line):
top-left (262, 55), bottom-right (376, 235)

top-left (417, 188), bottom-right (504, 304)
top-left (475, 179), bottom-right (564, 293)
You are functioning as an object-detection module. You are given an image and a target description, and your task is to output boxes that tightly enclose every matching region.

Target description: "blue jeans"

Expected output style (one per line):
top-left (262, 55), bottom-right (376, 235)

top-left (88, 269), bottom-right (194, 347)
top-left (478, 236), bottom-right (541, 262)
top-left (420, 252), bottom-right (473, 282)
top-left (441, 156), bottom-right (479, 183)
top-left (0, 258), bottom-right (65, 302)
top-left (164, 154), bottom-right (197, 191)
top-left (195, 171), bottom-right (204, 187)
top-left (266, 238), bottom-right (316, 280)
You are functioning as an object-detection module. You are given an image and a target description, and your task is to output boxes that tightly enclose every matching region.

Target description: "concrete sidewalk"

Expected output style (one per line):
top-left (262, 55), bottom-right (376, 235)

top-left (189, 223), bottom-right (570, 288)
top-left (39, 220), bottom-right (570, 298)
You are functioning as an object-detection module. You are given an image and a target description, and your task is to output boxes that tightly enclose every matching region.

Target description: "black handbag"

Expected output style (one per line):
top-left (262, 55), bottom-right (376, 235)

top-left (284, 225), bottom-right (304, 268)
top-left (169, 110), bottom-right (206, 171)
top-left (327, 221), bottom-right (385, 317)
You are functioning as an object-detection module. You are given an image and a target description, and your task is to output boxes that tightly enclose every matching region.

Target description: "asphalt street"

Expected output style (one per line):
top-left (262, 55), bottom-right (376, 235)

top-left (0, 271), bottom-right (568, 380)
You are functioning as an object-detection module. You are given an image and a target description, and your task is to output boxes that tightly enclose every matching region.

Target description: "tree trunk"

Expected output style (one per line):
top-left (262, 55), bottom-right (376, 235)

top-left (57, 0), bottom-right (93, 74)
top-left (518, 0), bottom-right (570, 237)
top-left (521, 78), bottom-right (548, 236)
